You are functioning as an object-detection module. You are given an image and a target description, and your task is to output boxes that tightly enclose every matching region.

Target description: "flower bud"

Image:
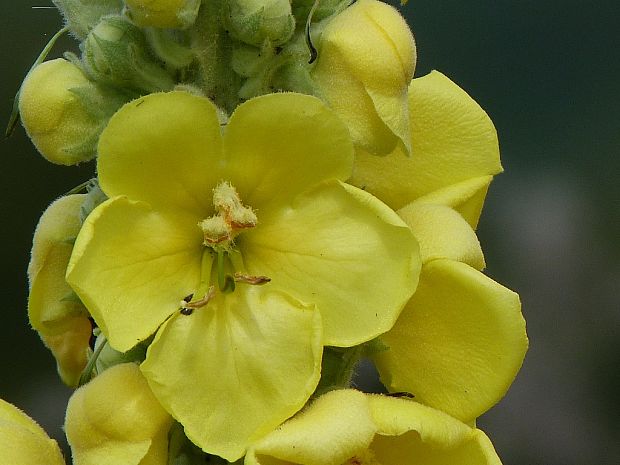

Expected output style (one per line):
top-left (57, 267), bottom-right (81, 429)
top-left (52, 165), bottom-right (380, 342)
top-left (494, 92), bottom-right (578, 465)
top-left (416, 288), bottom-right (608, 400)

top-left (53, 0), bottom-right (123, 39)
top-left (28, 194), bottom-right (92, 387)
top-left (82, 16), bottom-right (175, 93)
top-left (65, 363), bottom-right (174, 465)
top-left (224, 0), bottom-right (295, 46)
top-left (311, 0), bottom-right (416, 156)
top-left (125, 0), bottom-right (201, 29)
top-left (19, 58), bottom-right (117, 165)
top-left (0, 399), bottom-right (65, 465)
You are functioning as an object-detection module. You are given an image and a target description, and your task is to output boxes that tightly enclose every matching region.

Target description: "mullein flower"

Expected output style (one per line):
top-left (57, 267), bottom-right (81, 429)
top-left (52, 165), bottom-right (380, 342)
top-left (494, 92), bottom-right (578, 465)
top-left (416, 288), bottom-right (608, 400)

top-left (311, 0), bottom-right (416, 156)
top-left (246, 389), bottom-right (503, 465)
top-left (0, 398), bottom-right (65, 465)
top-left (350, 71), bottom-right (503, 228)
top-left (349, 71), bottom-right (528, 421)
top-left (28, 194), bottom-right (92, 387)
top-left (374, 201), bottom-right (528, 423)
top-left (125, 0), bottom-right (201, 29)
top-left (66, 91), bottom-right (420, 460)
top-left (18, 58), bottom-right (122, 165)
top-left (65, 363), bottom-right (173, 465)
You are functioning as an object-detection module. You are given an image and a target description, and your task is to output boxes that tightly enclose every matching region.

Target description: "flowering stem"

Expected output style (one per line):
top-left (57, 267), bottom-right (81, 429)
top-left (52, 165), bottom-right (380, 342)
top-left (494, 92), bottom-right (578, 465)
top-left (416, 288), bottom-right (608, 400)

top-left (78, 335), bottom-right (107, 386)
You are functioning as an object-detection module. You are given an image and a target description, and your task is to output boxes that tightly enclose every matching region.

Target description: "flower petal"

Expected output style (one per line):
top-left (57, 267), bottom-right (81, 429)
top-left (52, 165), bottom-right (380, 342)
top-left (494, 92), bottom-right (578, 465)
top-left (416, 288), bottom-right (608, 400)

top-left (247, 390), bottom-right (376, 465)
top-left (368, 396), bottom-right (502, 465)
top-left (397, 202), bottom-right (485, 270)
top-left (28, 194), bottom-right (92, 386)
top-left (374, 259), bottom-right (528, 422)
top-left (97, 91), bottom-right (224, 216)
top-left (67, 196), bottom-right (204, 352)
top-left (312, 0), bottom-right (415, 155)
top-left (141, 287), bottom-right (323, 461)
top-left (241, 181), bottom-right (420, 347)
top-left (0, 399), bottom-right (65, 465)
top-left (412, 175), bottom-right (494, 229)
top-left (349, 71), bottom-right (501, 212)
top-left (223, 93), bottom-right (354, 211)
top-left (65, 363), bottom-right (173, 465)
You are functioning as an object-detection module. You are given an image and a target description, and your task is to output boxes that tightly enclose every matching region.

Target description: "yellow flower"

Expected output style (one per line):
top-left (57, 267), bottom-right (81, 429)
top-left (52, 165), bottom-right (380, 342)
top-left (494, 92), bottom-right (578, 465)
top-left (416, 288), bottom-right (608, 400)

top-left (350, 71), bottom-right (528, 422)
top-left (67, 91), bottom-right (420, 460)
top-left (0, 398), bottom-right (65, 465)
top-left (65, 363), bottom-right (173, 465)
top-left (246, 389), bottom-right (503, 465)
top-left (19, 59), bottom-right (107, 165)
top-left (311, 0), bottom-right (416, 156)
top-left (125, 0), bottom-right (201, 28)
top-left (28, 194), bottom-right (92, 387)
top-left (350, 71), bottom-right (503, 228)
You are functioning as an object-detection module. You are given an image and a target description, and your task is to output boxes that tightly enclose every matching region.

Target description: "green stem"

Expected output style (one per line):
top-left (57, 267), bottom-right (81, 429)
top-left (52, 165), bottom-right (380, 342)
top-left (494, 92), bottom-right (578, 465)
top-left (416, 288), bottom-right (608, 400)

top-left (78, 335), bottom-right (108, 386)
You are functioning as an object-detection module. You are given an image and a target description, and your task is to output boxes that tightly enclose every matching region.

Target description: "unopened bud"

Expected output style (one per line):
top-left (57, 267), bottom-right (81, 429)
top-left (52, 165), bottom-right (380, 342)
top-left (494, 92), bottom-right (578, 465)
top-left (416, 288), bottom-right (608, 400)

top-left (224, 0), bottom-right (295, 46)
top-left (53, 0), bottom-right (123, 39)
top-left (125, 0), bottom-right (201, 29)
top-left (19, 58), bottom-right (121, 165)
top-left (82, 16), bottom-right (175, 93)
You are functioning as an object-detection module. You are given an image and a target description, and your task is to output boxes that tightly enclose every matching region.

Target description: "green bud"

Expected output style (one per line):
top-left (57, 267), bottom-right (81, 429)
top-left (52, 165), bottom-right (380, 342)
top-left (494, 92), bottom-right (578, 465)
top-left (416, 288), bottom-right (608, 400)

top-left (223, 0), bottom-right (295, 46)
top-left (52, 0), bottom-right (123, 39)
top-left (81, 16), bottom-right (175, 93)
top-left (291, 0), bottom-right (350, 25)
top-left (126, 0), bottom-right (201, 29)
top-left (19, 58), bottom-right (125, 165)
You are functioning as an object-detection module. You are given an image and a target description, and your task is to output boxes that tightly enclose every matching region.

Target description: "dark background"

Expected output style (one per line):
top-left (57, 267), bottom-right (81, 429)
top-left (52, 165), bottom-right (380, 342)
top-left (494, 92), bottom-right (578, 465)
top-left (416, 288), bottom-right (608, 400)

top-left (1, 1), bottom-right (619, 464)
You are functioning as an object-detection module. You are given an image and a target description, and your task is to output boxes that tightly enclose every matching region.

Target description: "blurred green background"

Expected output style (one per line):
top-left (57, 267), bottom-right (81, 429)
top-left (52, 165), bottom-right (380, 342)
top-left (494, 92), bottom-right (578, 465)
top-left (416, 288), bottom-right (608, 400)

top-left (1, 1), bottom-right (618, 464)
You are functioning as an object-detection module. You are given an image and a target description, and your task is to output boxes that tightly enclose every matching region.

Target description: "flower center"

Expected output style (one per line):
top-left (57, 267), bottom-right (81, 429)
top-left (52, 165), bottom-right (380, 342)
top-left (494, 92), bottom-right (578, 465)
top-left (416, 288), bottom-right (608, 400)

top-left (199, 181), bottom-right (257, 249)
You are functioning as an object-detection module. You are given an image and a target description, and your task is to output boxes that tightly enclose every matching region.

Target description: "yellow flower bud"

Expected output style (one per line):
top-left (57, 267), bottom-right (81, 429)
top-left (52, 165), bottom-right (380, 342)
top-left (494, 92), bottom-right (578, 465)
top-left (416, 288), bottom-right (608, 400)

top-left (312, 0), bottom-right (416, 155)
top-left (19, 59), bottom-right (104, 165)
top-left (0, 399), bottom-right (65, 465)
top-left (125, 0), bottom-right (201, 28)
top-left (28, 194), bottom-right (92, 387)
top-left (65, 363), bottom-right (174, 465)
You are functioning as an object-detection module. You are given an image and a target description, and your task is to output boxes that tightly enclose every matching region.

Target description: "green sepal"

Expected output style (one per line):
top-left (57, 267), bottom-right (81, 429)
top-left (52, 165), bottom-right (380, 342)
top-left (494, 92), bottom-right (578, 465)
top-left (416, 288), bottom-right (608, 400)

top-left (144, 28), bottom-right (195, 70)
top-left (81, 16), bottom-right (175, 93)
top-left (79, 180), bottom-right (108, 223)
top-left (53, 0), bottom-right (124, 39)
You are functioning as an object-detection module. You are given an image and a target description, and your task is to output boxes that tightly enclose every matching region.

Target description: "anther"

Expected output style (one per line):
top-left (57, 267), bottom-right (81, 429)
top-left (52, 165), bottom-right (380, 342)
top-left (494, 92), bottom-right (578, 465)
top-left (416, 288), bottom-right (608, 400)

top-left (234, 273), bottom-right (271, 285)
top-left (179, 286), bottom-right (216, 315)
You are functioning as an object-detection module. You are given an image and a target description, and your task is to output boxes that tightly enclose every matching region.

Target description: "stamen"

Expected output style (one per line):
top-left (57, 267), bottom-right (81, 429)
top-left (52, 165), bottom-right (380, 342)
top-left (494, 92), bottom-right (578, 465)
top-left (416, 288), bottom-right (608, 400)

top-left (179, 286), bottom-right (215, 315)
top-left (234, 273), bottom-right (271, 285)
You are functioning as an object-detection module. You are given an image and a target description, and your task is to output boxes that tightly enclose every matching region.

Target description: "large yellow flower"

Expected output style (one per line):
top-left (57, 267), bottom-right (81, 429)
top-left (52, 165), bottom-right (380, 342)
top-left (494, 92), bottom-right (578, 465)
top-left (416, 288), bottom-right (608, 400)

top-left (67, 91), bottom-right (420, 460)
top-left (351, 71), bottom-right (528, 423)
top-left (247, 389), bottom-right (503, 465)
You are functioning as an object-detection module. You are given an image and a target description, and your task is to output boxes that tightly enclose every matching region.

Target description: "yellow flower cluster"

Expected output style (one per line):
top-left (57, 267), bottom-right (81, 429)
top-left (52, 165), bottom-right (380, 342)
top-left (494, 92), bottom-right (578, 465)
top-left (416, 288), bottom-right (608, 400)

top-left (8, 0), bottom-right (528, 464)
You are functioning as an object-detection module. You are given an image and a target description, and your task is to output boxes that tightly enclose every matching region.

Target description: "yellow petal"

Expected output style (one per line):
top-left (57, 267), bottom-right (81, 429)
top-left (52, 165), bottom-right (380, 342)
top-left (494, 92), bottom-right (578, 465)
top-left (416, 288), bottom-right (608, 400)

top-left (67, 196), bottom-right (204, 352)
top-left (375, 259), bottom-right (528, 422)
top-left (350, 71), bottom-right (501, 212)
top-left (368, 396), bottom-right (502, 465)
top-left (0, 399), bottom-right (65, 465)
top-left (97, 91), bottom-right (223, 216)
top-left (141, 287), bottom-right (323, 461)
top-left (28, 194), bottom-right (91, 386)
top-left (397, 202), bottom-right (485, 270)
top-left (65, 363), bottom-right (173, 465)
top-left (312, 0), bottom-right (415, 155)
top-left (247, 390), bottom-right (376, 465)
top-left (241, 181), bottom-right (420, 347)
top-left (223, 93), bottom-right (354, 212)
top-left (411, 175), bottom-right (493, 229)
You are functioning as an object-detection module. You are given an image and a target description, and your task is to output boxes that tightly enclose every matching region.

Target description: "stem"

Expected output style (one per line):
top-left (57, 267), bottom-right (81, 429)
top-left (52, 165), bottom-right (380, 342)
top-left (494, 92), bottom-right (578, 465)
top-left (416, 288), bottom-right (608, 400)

top-left (78, 335), bottom-right (108, 386)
